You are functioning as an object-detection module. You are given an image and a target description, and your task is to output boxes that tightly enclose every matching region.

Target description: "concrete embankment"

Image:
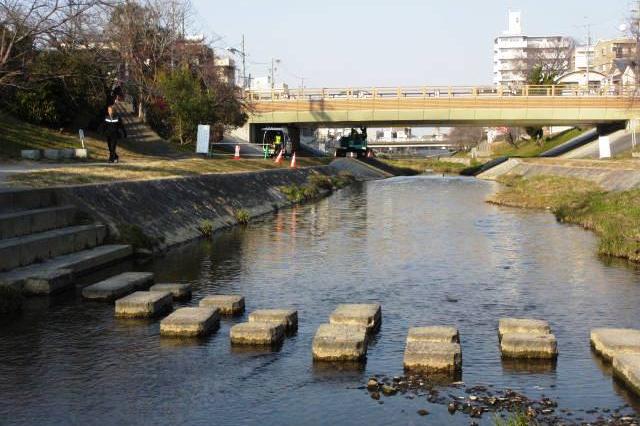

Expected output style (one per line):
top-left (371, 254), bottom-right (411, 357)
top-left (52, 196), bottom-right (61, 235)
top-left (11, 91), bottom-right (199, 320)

top-left (477, 158), bottom-right (640, 191)
top-left (45, 158), bottom-right (388, 251)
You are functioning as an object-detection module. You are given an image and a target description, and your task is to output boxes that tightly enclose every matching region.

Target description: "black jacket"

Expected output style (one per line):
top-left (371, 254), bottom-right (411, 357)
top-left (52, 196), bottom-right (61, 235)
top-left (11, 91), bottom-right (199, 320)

top-left (101, 114), bottom-right (127, 139)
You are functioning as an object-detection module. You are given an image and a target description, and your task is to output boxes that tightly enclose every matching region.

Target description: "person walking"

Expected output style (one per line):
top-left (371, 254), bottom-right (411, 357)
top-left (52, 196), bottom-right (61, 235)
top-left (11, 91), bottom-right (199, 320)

top-left (102, 104), bottom-right (127, 163)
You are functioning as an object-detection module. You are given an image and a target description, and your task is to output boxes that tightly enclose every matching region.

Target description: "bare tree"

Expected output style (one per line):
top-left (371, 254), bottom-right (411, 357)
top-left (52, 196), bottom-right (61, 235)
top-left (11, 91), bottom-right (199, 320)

top-left (449, 127), bottom-right (484, 150)
top-left (510, 36), bottom-right (575, 87)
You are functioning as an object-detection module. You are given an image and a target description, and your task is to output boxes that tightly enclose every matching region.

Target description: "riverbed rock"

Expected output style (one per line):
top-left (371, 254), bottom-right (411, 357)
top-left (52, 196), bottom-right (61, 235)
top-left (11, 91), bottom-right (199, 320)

top-left (590, 328), bottom-right (640, 361)
top-left (613, 353), bottom-right (640, 397)
top-left (312, 323), bottom-right (368, 361)
top-left (248, 309), bottom-right (298, 332)
top-left (329, 303), bottom-right (381, 334)
top-left (114, 290), bottom-right (172, 318)
top-left (199, 294), bottom-right (245, 315)
top-left (160, 307), bottom-right (220, 337)
top-left (149, 283), bottom-right (192, 301)
top-left (500, 333), bottom-right (558, 359)
top-left (498, 318), bottom-right (550, 339)
top-left (403, 341), bottom-right (462, 373)
top-left (407, 326), bottom-right (460, 343)
top-left (230, 322), bottom-right (284, 345)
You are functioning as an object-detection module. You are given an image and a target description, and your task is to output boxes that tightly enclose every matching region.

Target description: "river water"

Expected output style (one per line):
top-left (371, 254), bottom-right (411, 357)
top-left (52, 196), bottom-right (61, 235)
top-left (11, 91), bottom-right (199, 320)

top-left (2, 176), bottom-right (640, 425)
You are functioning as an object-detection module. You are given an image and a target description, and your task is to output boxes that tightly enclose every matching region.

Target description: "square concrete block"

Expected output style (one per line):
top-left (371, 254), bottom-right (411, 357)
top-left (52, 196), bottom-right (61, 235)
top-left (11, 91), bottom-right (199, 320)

top-left (498, 318), bottom-right (550, 339)
top-left (149, 283), bottom-right (192, 301)
top-left (60, 149), bottom-right (75, 159)
top-left (230, 322), bottom-right (284, 345)
top-left (248, 309), bottom-right (298, 332)
top-left (21, 150), bottom-right (41, 160)
top-left (403, 341), bottom-right (462, 373)
top-left (613, 353), bottom-right (640, 397)
top-left (82, 272), bottom-right (154, 301)
top-left (500, 333), bottom-right (558, 359)
top-left (73, 149), bottom-right (88, 159)
top-left (160, 307), bottom-right (220, 337)
top-left (199, 294), bottom-right (245, 315)
top-left (329, 303), bottom-right (381, 333)
top-left (115, 291), bottom-right (172, 318)
top-left (43, 149), bottom-right (63, 160)
top-left (407, 326), bottom-right (460, 343)
top-left (312, 324), bottom-right (368, 361)
top-left (591, 328), bottom-right (640, 361)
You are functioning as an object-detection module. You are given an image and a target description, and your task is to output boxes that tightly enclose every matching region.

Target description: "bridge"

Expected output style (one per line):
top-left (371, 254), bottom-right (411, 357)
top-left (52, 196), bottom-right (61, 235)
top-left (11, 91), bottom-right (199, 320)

top-left (244, 85), bottom-right (640, 128)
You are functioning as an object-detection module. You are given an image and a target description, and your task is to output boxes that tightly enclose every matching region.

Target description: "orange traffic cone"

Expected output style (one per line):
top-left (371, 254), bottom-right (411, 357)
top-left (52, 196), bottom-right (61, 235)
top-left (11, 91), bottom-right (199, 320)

top-left (234, 145), bottom-right (240, 159)
top-left (274, 149), bottom-right (283, 164)
top-left (289, 152), bottom-right (296, 168)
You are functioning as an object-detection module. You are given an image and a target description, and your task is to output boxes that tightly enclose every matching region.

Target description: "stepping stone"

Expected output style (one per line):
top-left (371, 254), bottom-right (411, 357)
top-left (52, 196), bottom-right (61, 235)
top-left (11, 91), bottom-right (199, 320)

top-left (82, 272), bottom-right (154, 301)
top-left (498, 318), bottom-right (550, 339)
top-left (613, 353), bottom-right (640, 397)
top-left (115, 291), bottom-right (173, 318)
top-left (160, 307), bottom-right (220, 337)
top-left (329, 303), bottom-right (381, 334)
top-left (199, 295), bottom-right (245, 315)
top-left (500, 333), bottom-right (558, 359)
top-left (590, 328), bottom-right (640, 361)
top-left (230, 322), bottom-right (284, 345)
top-left (248, 309), bottom-right (298, 332)
top-left (312, 324), bottom-right (368, 362)
top-left (149, 283), bottom-right (192, 301)
top-left (403, 341), bottom-right (462, 373)
top-left (23, 268), bottom-right (73, 295)
top-left (407, 326), bottom-right (460, 343)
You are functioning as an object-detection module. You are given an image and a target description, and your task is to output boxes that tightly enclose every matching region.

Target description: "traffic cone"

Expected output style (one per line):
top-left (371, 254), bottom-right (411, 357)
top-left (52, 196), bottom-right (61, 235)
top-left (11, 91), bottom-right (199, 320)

top-left (234, 145), bottom-right (240, 159)
top-left (289, 152), bottom-right (296, 168)
top-left (274, 149), bottom-right (283, 164)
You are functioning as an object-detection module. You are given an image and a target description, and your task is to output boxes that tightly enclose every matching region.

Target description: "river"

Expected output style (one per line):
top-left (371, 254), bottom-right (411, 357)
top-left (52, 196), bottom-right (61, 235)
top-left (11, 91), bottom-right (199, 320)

top-left (1, 175), bottom-right (640, 425)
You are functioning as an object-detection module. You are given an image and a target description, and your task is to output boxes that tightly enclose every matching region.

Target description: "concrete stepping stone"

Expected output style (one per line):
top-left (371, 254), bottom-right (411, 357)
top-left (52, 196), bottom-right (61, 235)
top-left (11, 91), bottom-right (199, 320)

top-left (248, 309), bottom-right (298, 332)
top-left (590, 328), bottom-right (640, 361)
top-left (115, 291), bottom-right (173, 318)
top-left (160, 307), bottom-right (220, 337)
top-left (82, 272), bottom-right (154, 301)
top-left (199, 295), bottom-right (245, 315)
top-left (498, 318), bottom-right (550, 339)
top-left (312, 324), bottom-right (368, 362)
top-left (613, 353), bottom-right (640, 397)
top-left (500, 333), bottom-right (558, 359)
top-left (403, 341), bottom-right (462, 373)
top-left (230, 322), bottom-right (284, 345)
top-left (407, 326), bottom-right (460, 343)
top-left (149, 283), bottom-right (192, 301)
top-left (23, 268), bottom-right (73, 295)
top-left (329, 303), bottom-right (381, 334)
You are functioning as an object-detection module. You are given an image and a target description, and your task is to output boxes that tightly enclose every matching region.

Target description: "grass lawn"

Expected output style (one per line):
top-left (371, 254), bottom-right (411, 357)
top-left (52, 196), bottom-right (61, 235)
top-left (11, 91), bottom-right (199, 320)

top-left (491, 128), bottom-right (586, 158)
top-left (377, 157), bottom-right (483, 175)
top-left (5, 157), bottom-right (331, 188)
top-left (488, 174), bottom-right (640, 263)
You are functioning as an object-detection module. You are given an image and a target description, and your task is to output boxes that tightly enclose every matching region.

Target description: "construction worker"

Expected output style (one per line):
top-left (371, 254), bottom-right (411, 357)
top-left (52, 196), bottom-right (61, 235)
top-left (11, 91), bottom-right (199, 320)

top-left (273, 134), bottom-right (282, 156)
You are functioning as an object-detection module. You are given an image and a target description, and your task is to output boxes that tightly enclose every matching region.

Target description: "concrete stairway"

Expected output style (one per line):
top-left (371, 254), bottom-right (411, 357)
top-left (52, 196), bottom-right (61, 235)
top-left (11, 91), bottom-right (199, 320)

top-left (0, 188), bottom-right (132, 295)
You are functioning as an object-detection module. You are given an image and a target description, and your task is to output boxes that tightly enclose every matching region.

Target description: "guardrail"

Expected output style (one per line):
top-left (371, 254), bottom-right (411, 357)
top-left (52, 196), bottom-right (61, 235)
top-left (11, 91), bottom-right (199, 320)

top-left (245, 85), bottom-right (640, 102)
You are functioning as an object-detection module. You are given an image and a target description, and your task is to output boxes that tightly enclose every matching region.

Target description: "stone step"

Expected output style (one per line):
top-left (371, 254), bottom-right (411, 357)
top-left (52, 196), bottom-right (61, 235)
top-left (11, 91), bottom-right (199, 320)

top-left (0, 245), bottom-right (133, 293)
top-left (0, 205), bottom-right (77, 240)
top-left (0, 188), bottom-right (56, 213)
top-left (114, 291), bottom-right (172, 318)
top-left (403, 341), bottom-right (463, 373)
top-left (312, 323), bottom-right (368, 362)
top-left (82, 272), bottom-right (154, 301)
top-left (329, 303), bottom-right (382, 334)
top-left (0, 224), bottom-right (107, 271)
top-left (160, 307), bottom-right (220, 337)
top-left (613, 354), bottom-right (640, 397)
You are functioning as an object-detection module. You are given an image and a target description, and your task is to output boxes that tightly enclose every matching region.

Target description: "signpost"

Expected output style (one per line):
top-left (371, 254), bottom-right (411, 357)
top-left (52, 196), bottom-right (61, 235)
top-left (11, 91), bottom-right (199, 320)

top-left (196, 124), bottom-right (210, 155)
top-left (598, 136), bottom-right (611, 159)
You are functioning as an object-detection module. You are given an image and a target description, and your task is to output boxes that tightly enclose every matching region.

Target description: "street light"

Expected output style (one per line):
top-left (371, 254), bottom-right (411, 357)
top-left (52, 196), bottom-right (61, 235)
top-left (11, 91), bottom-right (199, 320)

top-left (226, 35), bottom-right (246, 88)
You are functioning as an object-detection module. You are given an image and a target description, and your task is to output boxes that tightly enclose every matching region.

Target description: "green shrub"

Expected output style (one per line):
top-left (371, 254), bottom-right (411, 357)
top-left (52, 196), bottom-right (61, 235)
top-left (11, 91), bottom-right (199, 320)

top-left (0, 286), bottom-right (24, 316)
top-left (198, 220), bottom-right (214, 237)
top-left (309, 173), bottom-right (334, 191)
top-left (493, 411), bottom-right (536, 426)
top-left (332, 171), bottom-right (355, 188)
top-left (115, 223), bottom-right (161, 250)
top-left (234, 208), bottom-right (250, 225)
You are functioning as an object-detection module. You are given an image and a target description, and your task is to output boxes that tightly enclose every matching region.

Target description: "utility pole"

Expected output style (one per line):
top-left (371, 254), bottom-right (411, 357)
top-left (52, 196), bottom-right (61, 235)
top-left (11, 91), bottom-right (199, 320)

top-left (241, 35), bottom-right (246, 88)
top-left (586, 22), bottom-right (591, 93)
top-left (271, 58), bottom-right (275, 89)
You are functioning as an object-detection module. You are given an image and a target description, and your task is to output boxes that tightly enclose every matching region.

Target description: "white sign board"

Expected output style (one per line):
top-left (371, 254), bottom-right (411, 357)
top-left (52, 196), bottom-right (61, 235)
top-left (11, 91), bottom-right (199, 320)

top-left (598, 136), bottom-right (611, 159)
top-left (196, 124), bottom-right (210, 154)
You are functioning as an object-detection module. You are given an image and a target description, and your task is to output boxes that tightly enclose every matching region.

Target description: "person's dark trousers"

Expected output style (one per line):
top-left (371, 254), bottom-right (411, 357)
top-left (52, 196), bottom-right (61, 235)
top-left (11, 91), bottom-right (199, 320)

top-left (107, 136), bottom-right (118, 162)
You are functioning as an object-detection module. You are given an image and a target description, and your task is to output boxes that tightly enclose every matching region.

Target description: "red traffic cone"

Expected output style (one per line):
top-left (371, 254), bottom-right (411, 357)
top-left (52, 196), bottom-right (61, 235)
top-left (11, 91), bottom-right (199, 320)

top-left (274, 149), bottom-right (283, 164)
top-left (289, 152), bottom-right (296, 168)
top-left (234, 145), bottom-right (240, 160)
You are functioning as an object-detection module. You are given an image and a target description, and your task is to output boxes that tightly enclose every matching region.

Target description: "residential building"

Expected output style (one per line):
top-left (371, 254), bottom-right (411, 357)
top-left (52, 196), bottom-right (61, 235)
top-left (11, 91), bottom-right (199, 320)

top-left (592, 38), bottom-right (636, 73)
top-left (214, 57), bottom-right (236, 85)
top-left (493, 11), bottom-right (573, 86)
top-left (573, 45), bottom-right (595, 71)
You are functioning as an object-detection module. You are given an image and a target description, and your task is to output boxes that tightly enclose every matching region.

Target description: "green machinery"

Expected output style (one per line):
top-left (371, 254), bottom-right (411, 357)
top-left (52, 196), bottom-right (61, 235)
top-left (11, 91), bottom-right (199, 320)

top-left (334, 127), bottom-right (371, 158)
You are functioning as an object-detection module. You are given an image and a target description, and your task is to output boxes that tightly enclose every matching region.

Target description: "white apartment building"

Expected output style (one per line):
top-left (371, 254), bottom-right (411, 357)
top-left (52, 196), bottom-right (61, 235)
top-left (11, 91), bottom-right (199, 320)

top-left (493, 11), bottom-right (573, 86)
top-left (573, 45), bottom-right (595, 72)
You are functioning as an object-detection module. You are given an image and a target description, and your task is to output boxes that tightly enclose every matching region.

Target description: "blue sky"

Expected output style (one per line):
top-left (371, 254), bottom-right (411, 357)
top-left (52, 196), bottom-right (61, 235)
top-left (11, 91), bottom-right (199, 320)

top-left (192, 0), bottom-right (631, 87)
